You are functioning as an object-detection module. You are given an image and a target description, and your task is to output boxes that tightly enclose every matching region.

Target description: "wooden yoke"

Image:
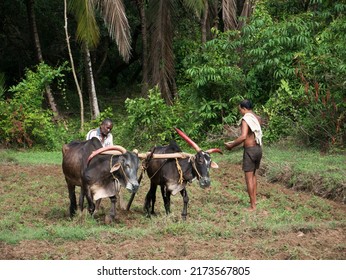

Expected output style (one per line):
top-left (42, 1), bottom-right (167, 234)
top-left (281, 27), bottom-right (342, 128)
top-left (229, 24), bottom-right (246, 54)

top-left (87, 145), bottom-right (127, 163)
top-left (137, 152), bottom-right (192, 159)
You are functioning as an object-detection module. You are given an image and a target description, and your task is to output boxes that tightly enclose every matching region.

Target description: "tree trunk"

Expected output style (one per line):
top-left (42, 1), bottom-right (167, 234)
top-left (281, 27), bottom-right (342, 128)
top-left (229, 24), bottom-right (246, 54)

top-left (136, 0), bottom-right (149, 95)
top-left (64, 0), bottom-right (84, 131)
top-left (201, 0), bottom-right (208, 44)
top-left (238, 0), bottom-right (253, 29)
top-left (25, 0), bottom-right (59, 117)
top-left (148, 0), bottom-right (175, 105)
top-left (223, 0), bottom-right (238, 30)
top-left (84, 44), bottom-right (100, 119)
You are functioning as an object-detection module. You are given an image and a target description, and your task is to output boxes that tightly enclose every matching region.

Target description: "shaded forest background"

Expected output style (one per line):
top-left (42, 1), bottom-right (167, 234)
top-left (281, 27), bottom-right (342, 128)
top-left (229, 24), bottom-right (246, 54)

top-left (0, 0), bottom-right (345, 152)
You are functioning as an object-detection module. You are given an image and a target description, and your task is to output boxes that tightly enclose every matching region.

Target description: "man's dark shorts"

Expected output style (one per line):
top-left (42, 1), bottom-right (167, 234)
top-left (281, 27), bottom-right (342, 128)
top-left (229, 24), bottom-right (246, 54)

top-left (242, 145), bottom-right (262, 172)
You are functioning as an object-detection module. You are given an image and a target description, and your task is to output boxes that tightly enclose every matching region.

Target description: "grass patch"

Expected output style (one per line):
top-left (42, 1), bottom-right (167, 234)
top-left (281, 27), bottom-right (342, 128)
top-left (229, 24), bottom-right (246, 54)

top-left (259, 145), bottom-right (346, 204)
top-left (0, 149), bottom-right (61, 165)
top-left (0, 147), bottom-right (345, 259)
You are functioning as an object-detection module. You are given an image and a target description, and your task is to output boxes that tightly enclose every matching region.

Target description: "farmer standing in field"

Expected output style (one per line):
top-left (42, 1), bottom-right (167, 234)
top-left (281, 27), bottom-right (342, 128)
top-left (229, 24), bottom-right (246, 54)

top-left (224, 99), bottom-right (263, 211)
top-left (86, 118), bottom-right (114, 147)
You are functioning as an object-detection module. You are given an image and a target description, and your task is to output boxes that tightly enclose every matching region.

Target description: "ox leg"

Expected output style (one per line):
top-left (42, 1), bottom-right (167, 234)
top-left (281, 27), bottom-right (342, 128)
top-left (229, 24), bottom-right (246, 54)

top-left (109, 195), bottom-right (117, 222)
top-left (83, 187), bottom-right (95, 215)
top-left (67, 184), bottom-right (77, 218)
top-left (93, 199), bottom-right (102, 216)
top-left (161, 185), bottom-right (171, 215)
top-left (78, 190), bottom-right (84, 212)
top-left (144, 183), bottom-right (157, 217)
top-left (180, 189), bottom-right (189, 220)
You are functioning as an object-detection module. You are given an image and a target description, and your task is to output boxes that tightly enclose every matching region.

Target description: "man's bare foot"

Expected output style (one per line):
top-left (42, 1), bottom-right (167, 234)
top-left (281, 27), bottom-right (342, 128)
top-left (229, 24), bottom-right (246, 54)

top-left (246, 207), bottom-right (256, 212)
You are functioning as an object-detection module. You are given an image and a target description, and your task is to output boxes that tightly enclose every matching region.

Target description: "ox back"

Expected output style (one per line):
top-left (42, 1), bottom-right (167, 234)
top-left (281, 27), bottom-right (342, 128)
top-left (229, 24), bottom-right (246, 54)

top-left (144, 141), bottom-right (215, 220)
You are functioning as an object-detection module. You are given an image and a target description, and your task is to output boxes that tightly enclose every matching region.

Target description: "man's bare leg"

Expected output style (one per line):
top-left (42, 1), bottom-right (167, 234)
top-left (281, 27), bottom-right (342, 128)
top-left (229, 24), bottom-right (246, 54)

top-left (253, 170), bottom-right (257, 205)
top-left (245, 171), bottom-right (256, 211)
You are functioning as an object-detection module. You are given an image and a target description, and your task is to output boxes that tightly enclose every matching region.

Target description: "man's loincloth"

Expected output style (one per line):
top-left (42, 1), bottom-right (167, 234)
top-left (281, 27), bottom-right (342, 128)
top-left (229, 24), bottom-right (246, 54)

top-left (242, 145), bottom-right (262, 172)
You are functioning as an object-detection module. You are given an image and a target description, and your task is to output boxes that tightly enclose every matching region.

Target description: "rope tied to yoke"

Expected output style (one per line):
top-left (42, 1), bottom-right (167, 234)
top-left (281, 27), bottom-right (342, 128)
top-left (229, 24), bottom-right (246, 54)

top-left (175, 158), bottom-right (183, 184)
top-left (190, 156), bottom-right (201, 180)
top-left (110, 154), bottom-right (129, 190)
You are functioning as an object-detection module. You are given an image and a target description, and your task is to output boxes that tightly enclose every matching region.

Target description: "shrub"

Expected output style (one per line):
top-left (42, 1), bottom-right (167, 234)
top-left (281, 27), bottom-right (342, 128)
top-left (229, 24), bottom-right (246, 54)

top-left (119, 87), bottom-right (202, 149)
top-left (0, 62), bottom-right (69, 150)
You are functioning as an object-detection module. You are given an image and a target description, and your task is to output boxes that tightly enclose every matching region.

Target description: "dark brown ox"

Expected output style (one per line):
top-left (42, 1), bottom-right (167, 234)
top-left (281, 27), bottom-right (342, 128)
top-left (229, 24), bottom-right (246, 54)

top-left (128, 128), bottom-right (222, 220)
top-left (62, 137), bottom-right (140, 221)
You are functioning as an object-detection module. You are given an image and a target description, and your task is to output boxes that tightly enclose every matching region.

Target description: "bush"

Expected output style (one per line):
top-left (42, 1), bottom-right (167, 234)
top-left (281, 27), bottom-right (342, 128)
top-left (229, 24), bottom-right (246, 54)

top-left (117, 87), bottom-right (206, 150)
top-left (263, 79), bottom-right (305, 142)
top-left (0, 62), bottom-right (69, 150)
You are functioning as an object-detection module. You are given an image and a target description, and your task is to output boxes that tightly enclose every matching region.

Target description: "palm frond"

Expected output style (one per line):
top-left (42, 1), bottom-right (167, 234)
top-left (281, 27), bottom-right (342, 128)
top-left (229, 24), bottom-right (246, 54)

top-left (68, 0), bottom-right (100, 48)
top-left (97, 0), bottom-right (132, 63)
top-left (183, 0), bottom-right (206, 17)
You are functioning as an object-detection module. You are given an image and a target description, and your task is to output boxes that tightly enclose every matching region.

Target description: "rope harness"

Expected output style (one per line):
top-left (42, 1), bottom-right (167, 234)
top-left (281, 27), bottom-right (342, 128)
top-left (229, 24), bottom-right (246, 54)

top-left (110, 154), bottom-right (129, 191)
top-left (190, 156), bottom-right (202, 180)
top-left (175, 158), bottom-right (184, 184)
top-left (142, 155), bottom-right (197, 184)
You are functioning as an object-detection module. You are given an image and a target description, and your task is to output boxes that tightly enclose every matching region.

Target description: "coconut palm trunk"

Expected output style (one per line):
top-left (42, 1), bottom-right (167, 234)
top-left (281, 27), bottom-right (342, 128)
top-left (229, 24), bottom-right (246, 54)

top-left (84, 44), bottom-right (100, 119)
top-left (69, 0), bottom-right (132, 119)
top-left (136, 0), bottom-right (149, 95)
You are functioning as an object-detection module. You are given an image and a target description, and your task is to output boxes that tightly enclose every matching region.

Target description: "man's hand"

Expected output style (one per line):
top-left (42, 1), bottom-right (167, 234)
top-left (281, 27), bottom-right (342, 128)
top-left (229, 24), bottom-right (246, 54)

top-left (224, 141), bottom-right (234, 150)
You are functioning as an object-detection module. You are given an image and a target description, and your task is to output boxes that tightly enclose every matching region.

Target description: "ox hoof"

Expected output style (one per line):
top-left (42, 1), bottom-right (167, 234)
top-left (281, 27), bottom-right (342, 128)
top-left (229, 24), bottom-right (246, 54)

top-left (105, 215), bottom-right (117, 224)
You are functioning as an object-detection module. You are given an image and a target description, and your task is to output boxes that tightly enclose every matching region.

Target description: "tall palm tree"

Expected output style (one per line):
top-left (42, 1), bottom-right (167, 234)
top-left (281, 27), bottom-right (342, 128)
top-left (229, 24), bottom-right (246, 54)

top-left (69, 0), bottom-right (132, 119)
top-left (143, 0), bottom-right (255, 104)
top-left (135, 0), bottom-right (149, 95)
top-left (143, 0), bottom-right (205, 104)
top-left (147, 0), bottom-right (177, 105)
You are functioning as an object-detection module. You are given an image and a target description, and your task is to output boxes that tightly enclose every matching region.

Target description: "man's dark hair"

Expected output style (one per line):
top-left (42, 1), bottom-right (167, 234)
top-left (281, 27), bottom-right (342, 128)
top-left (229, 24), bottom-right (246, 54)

top-left (239, 99), bottom-right (253, 110)
top-left (101, 118), bottom-right (113, 125)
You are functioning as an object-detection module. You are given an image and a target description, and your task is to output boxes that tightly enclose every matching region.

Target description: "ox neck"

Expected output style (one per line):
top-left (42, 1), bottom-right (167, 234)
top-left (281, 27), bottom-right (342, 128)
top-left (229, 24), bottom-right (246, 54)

top-left (179, 157), bottom-right (195, 181)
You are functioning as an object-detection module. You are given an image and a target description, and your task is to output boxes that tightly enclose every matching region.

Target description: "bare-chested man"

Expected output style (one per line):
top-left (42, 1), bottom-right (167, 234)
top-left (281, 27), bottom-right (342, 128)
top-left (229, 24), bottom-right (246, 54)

top-left (224, 100), bottom-right (263, 211)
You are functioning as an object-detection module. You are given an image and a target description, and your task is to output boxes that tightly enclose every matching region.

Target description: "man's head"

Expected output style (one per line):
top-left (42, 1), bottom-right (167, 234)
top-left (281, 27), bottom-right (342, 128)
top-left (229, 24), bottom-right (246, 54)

top-left (239, 99), bottom-right (253, 115)
top-left (100, 118), bottom-right (113, 136)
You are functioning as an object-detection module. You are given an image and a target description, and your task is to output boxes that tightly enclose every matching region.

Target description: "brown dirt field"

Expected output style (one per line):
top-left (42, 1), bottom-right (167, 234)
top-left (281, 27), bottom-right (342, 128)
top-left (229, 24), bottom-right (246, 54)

top-left (0, 161), bottom-right (345, 260)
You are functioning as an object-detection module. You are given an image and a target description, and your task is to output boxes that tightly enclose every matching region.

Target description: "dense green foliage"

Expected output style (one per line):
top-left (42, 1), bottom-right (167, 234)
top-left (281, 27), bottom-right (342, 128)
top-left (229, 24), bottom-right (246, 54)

top-left (0, 63), bottom-right (70, 150)
top-left (0, 0), bottom-right (345, 152)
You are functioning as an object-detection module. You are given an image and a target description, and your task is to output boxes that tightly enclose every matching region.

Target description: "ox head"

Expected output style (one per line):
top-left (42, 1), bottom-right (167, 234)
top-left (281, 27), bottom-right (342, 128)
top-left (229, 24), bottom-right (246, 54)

top-left (88, 146), bottom-right (140, 193)
top-left (175, 128), bottom-right (222, 189)
top-left (110, 151), bottom-right (140, 193)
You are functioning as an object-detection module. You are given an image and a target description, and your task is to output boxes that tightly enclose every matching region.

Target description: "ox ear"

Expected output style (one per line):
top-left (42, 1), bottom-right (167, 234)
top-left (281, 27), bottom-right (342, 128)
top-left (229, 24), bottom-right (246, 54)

top-left (210, 161), bottom-right (219, 169)
top-left (110, 163), bottom-right (121, 173)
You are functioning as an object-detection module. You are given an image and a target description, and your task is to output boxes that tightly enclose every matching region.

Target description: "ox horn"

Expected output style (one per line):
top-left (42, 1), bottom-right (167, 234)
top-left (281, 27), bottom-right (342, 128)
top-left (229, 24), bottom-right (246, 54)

top-left (206, 148), bottom-right (223, 154)
top-left (87, 145), bottom-right (127, 163)
top-left (174, 127), bottom-right (201, 152)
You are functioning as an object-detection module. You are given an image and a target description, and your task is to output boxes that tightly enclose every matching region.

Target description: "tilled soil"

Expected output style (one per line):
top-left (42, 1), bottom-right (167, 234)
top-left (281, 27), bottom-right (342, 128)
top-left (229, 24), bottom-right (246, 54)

top-left (0, 161), bottom-right (345, 260)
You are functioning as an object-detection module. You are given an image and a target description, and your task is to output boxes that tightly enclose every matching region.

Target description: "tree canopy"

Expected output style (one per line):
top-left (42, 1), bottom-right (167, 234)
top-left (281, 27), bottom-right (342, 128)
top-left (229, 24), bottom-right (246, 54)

top-left (0, 0), bottom-right (345, 151)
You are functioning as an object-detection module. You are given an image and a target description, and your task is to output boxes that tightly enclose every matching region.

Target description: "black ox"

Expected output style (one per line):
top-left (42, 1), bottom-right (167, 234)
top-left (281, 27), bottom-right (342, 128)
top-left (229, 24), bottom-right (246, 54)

top-left (128, 128), bottom-right (221, 220)
top-left (62, 137), bottom-right (140, 221)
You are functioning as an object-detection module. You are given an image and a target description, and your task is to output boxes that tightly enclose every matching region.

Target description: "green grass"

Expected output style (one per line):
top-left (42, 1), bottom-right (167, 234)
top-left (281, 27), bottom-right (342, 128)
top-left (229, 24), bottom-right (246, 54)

top-left (0, 149), bottom-right (62, 165)
top-left (0, 146), bottom-right (345, 259)
top-left (215, 143), bottom-right (345, 204)
top-left (264, 146), bottom-right (345, 180)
